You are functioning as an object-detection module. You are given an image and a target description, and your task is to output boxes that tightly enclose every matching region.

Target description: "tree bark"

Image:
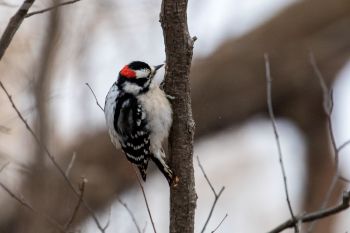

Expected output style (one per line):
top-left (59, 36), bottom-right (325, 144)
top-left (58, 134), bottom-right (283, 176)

top-left (160, 1), bottom-right (197, 233)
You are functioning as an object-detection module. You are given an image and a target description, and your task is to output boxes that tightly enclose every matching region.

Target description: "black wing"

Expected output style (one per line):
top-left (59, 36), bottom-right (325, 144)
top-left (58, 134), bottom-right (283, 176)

top-left (114, 93), bottom-right (150, 169)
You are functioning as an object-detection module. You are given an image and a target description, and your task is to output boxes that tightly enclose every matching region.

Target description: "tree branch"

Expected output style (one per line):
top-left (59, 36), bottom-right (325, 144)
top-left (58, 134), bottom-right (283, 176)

top-left (211, 214), bottom-right (228, 233)
top-left (117, 197), bottom-right (142, 233)
top-left (264, 54), bottom-right (297, 232)
top-left (0, 81), bottom-right (107, 232)
top-left (65, 152), bottom-right (77, 177)
top-left (337, 140), bottom-right (350, 153)
top-left (197, 156), bottom-right (225, 233)
top-left (86, 83), bottom-right (104, 111)
top-left (306, 52), bottom-right (350, 233)
top-left (25, 0), bottom-right (81, 18)
top-left (160, 0), bottom-right (197, 232)
top-left (132, 166), bottom-right (157, 233)
top-left (0, 0), bottom-right (82, 61)
top-left (267, 191), bottom-right (350, 233)
top-left (64, 177), bottom-right (87, 231)
top-left (0, 0), bottom-right (35, 60)
top-left (0, 180), bottom-right (67, 233)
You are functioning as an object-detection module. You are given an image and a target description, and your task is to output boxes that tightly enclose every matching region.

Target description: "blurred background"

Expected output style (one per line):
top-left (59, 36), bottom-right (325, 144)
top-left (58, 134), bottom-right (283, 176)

top-left (0, 0), bottom-right (350, 232)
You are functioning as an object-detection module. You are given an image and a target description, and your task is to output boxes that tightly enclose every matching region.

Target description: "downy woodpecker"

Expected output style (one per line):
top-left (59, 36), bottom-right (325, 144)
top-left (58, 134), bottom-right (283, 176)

top-left (104, 61), bottom-right (176, 185)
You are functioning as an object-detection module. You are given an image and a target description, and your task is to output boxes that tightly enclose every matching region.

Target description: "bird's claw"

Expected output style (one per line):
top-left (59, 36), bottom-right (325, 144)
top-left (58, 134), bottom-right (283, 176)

top-left (166, 94), bottom-right (175, 100)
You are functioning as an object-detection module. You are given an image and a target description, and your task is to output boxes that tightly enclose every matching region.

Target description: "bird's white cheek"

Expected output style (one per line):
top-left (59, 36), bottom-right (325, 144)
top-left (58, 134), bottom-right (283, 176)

top-left (151, 74), bottom-right (164, 87)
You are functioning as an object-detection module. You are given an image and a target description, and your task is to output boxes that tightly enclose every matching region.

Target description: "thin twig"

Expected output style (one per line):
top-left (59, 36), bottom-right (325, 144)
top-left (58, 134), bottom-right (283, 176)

top-left (25, 0), bottom-right (81, 18)
top-left (0, 0), bottom-right (35, 60)
top-left (267, 191), bottom-right (350, 233)
top-left (86, 83), bottom-right (104, 111)
top-left (307, 52), bottom-right (350, 233)
top-left (211, 214), bottom-right (228, 233)
top-left (264, 54), bottom-right (297, 232)
top-left (132, 166), bottom-right (157, 233)
top-left (0, 81), bottom-right (106, 232)
top-left (117, 197), bottom-right (142, 233)
top-left (197, 156), bottom-right (217, 195)
top-left (309, 52), bottom-right (333, 115)
top-left (0, 181), bottom-right (67, 233)
top-left (309, 52), bottom-right (337, 165)
top-left (197, 156), bottom-right (225, 233)
top-left (104, 206), bottom-right (112, 230)
top-left (65, 152), bottom-right (77, 177)
top-left (338, 140), bottom-right (350, 153)
top-left (65, 177), bottom-right (87, 230)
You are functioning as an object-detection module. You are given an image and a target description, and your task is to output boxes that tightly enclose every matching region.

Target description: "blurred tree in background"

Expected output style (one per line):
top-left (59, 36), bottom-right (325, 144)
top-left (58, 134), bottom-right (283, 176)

top-left (0, 0), bottom-right (350, 232)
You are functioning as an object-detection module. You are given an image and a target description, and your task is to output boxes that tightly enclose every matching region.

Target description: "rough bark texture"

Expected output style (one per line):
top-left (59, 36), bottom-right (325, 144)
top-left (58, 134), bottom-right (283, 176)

top-left (160, 1), bottom-right (197, 233)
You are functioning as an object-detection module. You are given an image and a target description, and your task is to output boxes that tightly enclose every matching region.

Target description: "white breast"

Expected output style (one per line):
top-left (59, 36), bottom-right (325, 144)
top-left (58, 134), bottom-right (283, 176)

top-left (138, 86), bottom-right (172, 153)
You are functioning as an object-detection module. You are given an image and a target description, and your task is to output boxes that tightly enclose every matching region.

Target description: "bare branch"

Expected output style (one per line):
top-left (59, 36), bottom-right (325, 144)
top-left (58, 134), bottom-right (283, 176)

top-left (211, 214), bottom-right (228, 233)
top-left (264, 54), bottom-right (297, 231)
top-left (132, 166), bottom-right (157, 233)
top-left (267, 191), bottom-right (350, 233)
top-left (0, 81), bottom-right (106, 232)
top-left (338, 140), bottom-right (350, 153)
top-left (25, 0), bottom-right (81, 18)
top-left (0, 181), bottom-right (67, 233)
top-left (65, 152), bottom-right (77, 177)
top-left (0, 0), bottom-right (35, 60)
top-left (197, 156), bottom-right (217, 195)
top-left (309, 52), bottom-right (333, 115)
top-left (85, 83), bottom-right (104, 112)
top-left (197, 156), bottom-right (225, 233)
top-left (309, 52), bottom-right (338, 164)
top-left (117, 197), bottom-right (142, 233)
top-left (104, 206), bottom-right (112, 231)
top-left (65, 177), bottom-right (87, 230)
top-left (307, 52), bottom-right (350, 232)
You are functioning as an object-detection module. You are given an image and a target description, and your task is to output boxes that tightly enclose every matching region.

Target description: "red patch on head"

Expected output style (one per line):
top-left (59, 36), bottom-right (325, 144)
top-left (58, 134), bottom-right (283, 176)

top-left (120, 65), bottom-right (136, 78)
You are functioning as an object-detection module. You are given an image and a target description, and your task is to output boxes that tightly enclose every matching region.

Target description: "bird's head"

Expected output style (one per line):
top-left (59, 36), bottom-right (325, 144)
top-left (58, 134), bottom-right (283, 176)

top-left (117, 61), bottom-right (164, 95)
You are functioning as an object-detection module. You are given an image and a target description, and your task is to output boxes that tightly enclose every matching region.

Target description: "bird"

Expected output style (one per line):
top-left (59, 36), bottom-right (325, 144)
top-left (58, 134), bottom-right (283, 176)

top-left (104, 61), bottom-right (177, 185)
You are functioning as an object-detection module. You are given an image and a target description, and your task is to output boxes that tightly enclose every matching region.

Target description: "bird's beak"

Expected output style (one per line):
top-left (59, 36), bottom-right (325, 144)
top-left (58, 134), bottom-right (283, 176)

top-left (154, 64), bottom-right (164, 71)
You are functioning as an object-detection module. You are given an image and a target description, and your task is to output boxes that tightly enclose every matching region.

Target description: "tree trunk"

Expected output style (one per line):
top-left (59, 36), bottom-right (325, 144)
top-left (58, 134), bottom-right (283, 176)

top-left (160, 1), bottom-right (197, 233)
